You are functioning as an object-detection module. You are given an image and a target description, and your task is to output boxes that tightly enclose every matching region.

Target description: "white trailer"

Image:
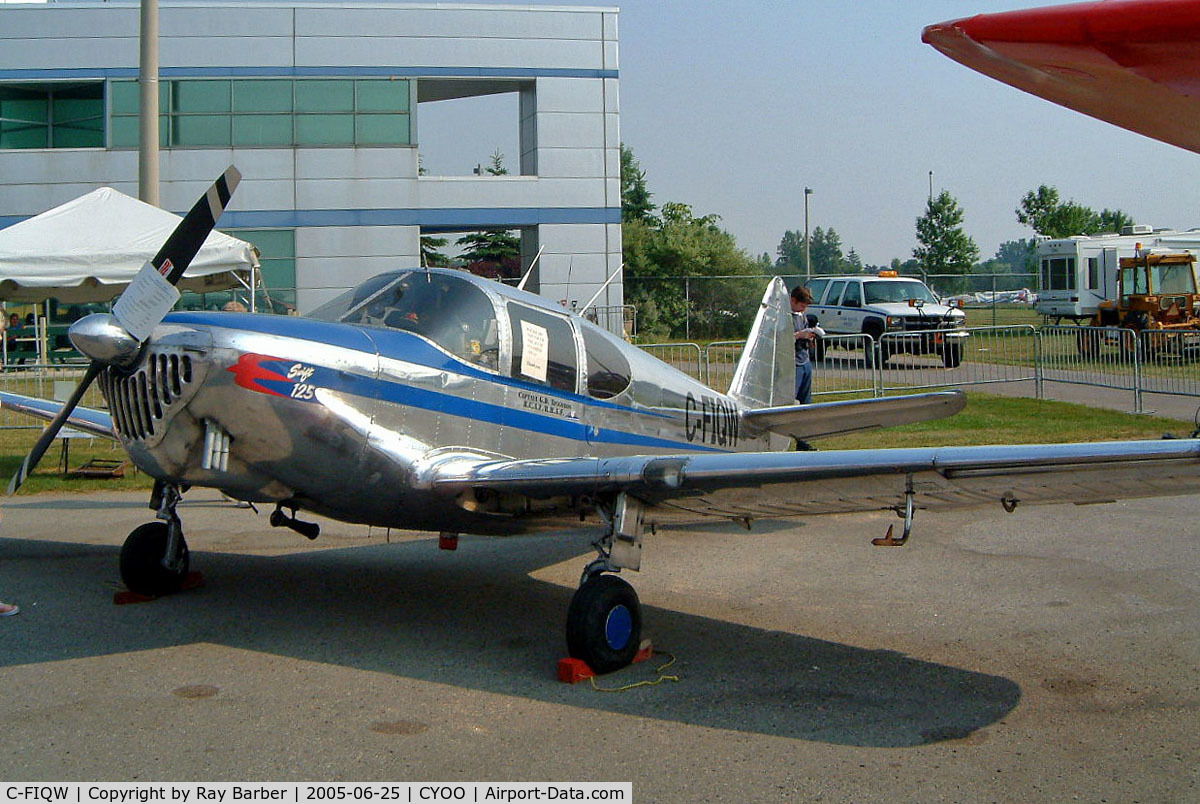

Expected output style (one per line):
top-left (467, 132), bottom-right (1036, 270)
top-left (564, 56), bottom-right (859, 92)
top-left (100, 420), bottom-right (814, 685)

top-left (1036, 227), bottom-right (1200, 320)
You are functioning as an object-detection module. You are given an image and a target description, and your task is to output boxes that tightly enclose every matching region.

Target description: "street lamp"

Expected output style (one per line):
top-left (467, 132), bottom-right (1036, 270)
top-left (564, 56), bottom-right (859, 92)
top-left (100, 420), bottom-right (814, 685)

top-left (803, 187), bottom-right (813, 279)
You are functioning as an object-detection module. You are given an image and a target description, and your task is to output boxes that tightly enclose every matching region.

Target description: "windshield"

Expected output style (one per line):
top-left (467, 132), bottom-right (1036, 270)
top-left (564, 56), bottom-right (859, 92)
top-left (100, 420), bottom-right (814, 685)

top-left (863, 280), bottom-right (937, 305)
top-left (1153, 263), bottom-right (1197, 295)
top-left (309, 271), bottom-right (500, 369)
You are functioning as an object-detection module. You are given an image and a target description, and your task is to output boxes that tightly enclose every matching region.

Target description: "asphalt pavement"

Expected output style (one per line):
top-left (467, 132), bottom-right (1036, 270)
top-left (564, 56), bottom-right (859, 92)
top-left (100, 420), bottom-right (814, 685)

top-left (1, 487), bottom-right (1197, 800)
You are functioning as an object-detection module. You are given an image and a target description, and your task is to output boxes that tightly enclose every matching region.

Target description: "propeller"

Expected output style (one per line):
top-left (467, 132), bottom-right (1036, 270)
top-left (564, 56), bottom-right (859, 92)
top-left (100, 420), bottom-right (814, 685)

top-left (6, 166), bottom-right (241, 494)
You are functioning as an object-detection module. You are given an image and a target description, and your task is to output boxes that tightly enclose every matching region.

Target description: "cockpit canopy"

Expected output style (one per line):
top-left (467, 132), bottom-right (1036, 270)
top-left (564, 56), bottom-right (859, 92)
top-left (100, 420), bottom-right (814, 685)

top-left (308, 271), bottom-right (501, 369)
top-left (307, 270), bottom-right (633, 399)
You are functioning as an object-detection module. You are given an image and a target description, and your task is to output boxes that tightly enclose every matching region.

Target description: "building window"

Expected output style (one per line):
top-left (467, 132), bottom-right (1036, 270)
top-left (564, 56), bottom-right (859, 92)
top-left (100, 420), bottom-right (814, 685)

top-left (178, 228), bottom-right (296, 314)
top-left (111, 78), bottom-right (412, 148)
top-left (0, 82), bottom-right (104, 149)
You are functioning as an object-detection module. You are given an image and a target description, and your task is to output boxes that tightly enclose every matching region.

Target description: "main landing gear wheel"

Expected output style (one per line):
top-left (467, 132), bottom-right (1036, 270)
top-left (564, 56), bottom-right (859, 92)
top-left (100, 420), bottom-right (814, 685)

top-left (566, 574), bottom-right (642, 674)
top-left (120, 521), bottom-right (189, 597)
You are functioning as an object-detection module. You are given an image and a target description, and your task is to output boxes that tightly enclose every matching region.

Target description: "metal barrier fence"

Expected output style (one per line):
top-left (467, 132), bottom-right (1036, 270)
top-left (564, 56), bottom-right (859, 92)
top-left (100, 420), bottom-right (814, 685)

top-left (636, 342), bottom-right (705, 383)
top-left (638, 324), bottom-right (1200, 411)
top-left (0, 363), bottom-right (105, 429)
top-left (879, 325), bottom-right (1038, 396)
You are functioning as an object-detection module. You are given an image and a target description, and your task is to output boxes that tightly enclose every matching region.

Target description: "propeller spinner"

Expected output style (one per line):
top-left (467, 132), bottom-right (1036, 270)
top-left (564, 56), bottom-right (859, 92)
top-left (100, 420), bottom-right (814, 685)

top-left (6, 166), bottom-right (242, 494)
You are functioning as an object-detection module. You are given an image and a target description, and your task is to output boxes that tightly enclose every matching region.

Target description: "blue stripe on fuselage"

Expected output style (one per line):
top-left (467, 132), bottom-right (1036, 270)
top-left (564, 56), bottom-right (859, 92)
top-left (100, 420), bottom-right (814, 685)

top-left (165, 312), bottom-right (716, 452)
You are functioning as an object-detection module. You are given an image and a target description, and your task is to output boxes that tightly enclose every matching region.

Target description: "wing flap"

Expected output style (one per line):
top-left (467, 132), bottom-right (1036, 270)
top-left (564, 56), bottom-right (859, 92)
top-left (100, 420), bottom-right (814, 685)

top-left (428, 439), bottom-right (1200, 520)
top-left (0, 391), bottom-right (116, 440)
top-left (741, 390), bottom-right (966, 441)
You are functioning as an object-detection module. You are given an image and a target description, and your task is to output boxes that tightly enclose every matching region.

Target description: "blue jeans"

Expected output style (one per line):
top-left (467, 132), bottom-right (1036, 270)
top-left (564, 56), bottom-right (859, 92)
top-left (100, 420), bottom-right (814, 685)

top-left (795, 361), bottom-right (813, 404)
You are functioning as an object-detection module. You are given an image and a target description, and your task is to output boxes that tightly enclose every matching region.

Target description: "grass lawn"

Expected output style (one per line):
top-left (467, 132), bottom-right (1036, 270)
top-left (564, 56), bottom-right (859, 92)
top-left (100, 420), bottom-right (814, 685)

top-left (0, 392), bottom-right (1190, 495)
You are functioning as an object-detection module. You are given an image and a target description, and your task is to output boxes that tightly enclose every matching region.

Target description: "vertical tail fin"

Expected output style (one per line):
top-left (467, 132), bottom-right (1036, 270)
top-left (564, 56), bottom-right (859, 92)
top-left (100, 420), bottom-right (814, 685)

top-left (727, 278), bottom-right (794, 408)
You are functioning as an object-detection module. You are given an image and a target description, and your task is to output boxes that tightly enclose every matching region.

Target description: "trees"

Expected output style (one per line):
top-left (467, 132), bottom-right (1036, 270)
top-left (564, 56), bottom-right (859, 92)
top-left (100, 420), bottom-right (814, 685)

top-left (620, 143), bottom-right (655, 225)
top-left (774, 226), bottom-right (848, 275)
top-left (625, 203), bottom-right (762, 338)
top-left (1016, 184), bottom-right (1134, 238)
top-left (914, 190), bottom-right (979, 282)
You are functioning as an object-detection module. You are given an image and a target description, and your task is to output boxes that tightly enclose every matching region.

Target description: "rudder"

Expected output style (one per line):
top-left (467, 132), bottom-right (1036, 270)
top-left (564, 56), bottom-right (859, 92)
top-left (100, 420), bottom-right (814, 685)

top-left (727, 278), bottom-right (794, 409)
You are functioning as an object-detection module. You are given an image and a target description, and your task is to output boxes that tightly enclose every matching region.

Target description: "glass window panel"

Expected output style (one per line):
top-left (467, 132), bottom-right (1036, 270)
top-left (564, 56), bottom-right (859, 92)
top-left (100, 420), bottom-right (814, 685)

top-left (53, 97), bottom-right (102, 123)
top-left (257, 258), bottom-right (296, 291)
top-left (111, 80), bottom-right (169, 115)
top-left (295, 113), bottom-right (353, 145)
top-left (237, 229), bottom-right (295, 258)
top-left (804, 278), bottom-right (829, 304)
top-left (582, 326), bottom-right (630, 399)
top-left (842, 282), bottom-right (861, 307)
top-left (295, 80), bottom-right (353, 112)
top-left (109, 116), bottom-right (140, 148)
top-left (52, 120), bottom-right (103, 148)
top-left (356, 79), bottom-right (408, 112)
top-left (172, 80), bottom-right (231, 113)
top-left (355, 113), bottom-right (409, 145)
top-left (233, 80), bottom-right (293, 113)
top-left (0, 122), bottom-right (48, 148)
top-left (110, 80), bottom-right (139, 115)
top-left (1, 98), bottom-right (48, 123)
top-left (826, 280), bottom-right (847, 306)
top-left (233, 114), bottom-right (292, 146)
top-left (173, 114), bottom-right (231, 146)
top-left (508, 303), bottom-right (578, 391)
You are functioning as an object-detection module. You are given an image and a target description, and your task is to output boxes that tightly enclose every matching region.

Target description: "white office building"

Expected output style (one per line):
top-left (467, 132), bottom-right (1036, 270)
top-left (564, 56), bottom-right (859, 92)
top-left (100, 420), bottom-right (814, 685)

top-left (0, 1), bottom-right (622, 317)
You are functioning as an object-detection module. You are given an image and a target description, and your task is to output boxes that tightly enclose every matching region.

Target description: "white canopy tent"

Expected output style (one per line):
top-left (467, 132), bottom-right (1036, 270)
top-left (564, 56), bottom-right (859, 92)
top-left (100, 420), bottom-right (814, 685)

top-left (0, 187), bottom-right (258, 305)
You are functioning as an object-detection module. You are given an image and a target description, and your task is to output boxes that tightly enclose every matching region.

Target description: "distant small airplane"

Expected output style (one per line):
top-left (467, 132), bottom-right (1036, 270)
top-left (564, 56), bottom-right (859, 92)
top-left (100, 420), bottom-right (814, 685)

top-left (923, 0), bottom-right (1200, 155)
top-left (5, 167), bottom-right (1200, 674)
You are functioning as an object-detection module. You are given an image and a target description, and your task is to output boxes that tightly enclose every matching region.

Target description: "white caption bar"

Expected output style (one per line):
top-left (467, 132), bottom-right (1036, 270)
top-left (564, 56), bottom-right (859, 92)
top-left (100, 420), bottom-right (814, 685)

top-left (1, 784), bottom-right (632, 804)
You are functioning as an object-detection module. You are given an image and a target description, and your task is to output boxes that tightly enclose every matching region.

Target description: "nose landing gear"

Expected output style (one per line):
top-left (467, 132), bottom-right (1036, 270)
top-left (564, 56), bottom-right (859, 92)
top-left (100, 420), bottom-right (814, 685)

top-left (119, 480), bottom-right (190, 597)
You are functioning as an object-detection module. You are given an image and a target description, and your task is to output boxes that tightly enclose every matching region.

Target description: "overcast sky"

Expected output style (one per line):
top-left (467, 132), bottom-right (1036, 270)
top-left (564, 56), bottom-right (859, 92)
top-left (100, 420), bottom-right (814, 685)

top-left (432, 0), bottom-right (1200, 268)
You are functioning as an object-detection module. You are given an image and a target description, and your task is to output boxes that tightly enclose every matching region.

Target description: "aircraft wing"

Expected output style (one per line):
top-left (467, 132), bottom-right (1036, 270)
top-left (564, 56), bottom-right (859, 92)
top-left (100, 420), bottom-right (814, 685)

top-left (923, 0), bottom-right (1200, 155)
top-left (428, 439), bottom-right (1200, 520)
top-left (742, 390), bottom-right (966, 441)
top-left (0, 391), bottom-right (116, 440)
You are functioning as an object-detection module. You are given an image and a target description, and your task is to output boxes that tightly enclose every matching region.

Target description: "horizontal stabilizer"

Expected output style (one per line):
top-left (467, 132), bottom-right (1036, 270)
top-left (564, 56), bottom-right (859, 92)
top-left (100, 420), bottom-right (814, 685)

top-left (741, 390), bottom-right (966, 442)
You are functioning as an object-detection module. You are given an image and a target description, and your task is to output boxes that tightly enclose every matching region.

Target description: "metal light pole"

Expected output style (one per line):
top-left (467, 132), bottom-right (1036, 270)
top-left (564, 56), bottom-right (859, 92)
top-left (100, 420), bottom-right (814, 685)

top-left (803, 187), bottom-right (812, 279)
top-left (138, 0), bottom-right (160, 206)
top-left (928, 170), bottom-right (933, 204)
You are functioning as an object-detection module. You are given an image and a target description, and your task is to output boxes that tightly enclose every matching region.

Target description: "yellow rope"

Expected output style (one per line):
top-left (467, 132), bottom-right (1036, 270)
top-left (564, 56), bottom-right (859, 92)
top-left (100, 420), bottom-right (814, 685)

top-left (588, 651), bottom-right (680, 692)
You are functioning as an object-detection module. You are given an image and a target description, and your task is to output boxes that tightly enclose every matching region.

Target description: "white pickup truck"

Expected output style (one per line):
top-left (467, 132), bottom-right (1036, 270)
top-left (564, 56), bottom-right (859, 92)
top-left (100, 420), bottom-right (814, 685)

top-left (804, 272), bottom-right (969, 367)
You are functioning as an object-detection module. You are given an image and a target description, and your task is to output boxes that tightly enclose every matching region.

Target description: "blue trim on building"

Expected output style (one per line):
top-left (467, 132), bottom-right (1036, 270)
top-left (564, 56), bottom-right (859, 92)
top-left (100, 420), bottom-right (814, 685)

top-left (0, 66), bottom-right (618, 81)
top-left (222, 207), bottom-right (621, 229)
top-left (0, 207), bottom-right (621, 231)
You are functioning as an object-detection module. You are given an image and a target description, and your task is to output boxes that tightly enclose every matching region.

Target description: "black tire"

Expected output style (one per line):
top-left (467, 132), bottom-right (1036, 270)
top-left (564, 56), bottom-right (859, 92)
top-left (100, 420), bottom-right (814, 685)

top-left (863, 327), bottom-right (884, 369)
top-left (813, 336), bottom-right (826, 364)
top-left (120, 521), bottom-right (189, 597)
top-left (941, 342), bottom-right (963, 368)
top-left (566, 574), bottom-right (642, 674)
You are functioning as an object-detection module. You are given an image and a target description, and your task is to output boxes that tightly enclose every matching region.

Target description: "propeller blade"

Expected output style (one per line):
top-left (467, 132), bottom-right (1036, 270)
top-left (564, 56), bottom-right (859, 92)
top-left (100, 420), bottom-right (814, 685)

top-left (8, 166), bottom-right (242, 493)
top-left (6, 362), bottom-right (103, 494)
top-left (153, 165), bottom-right (241, 285)
top-left (113, 166), bottom-right (242, 341)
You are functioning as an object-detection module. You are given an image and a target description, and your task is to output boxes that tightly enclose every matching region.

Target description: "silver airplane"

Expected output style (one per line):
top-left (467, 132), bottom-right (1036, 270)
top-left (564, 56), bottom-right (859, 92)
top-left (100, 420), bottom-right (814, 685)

top-left (7, 167), bottom-right (1200, 674)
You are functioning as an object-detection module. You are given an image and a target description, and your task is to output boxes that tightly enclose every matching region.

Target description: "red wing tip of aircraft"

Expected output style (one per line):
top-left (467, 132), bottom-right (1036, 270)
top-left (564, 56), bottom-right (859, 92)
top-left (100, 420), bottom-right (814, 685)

top-left (113, 571), bottom-right (205, 605)
top-left (922, 0), bottom-right (1200, 156)
top-left (922, 0), bottom-right (1200, 45)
